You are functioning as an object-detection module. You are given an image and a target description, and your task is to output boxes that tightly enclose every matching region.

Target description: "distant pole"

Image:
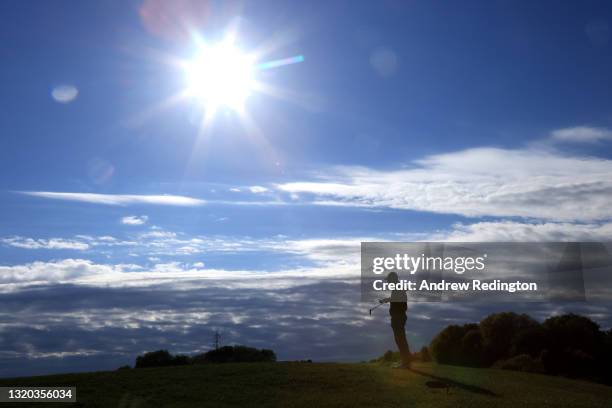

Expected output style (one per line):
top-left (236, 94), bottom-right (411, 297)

top-left (214, 330), bottom-right (221, 350)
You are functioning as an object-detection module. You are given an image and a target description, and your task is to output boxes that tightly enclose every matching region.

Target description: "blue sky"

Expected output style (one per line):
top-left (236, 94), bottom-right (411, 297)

top-left (2, 0), bottom-right (612, 377)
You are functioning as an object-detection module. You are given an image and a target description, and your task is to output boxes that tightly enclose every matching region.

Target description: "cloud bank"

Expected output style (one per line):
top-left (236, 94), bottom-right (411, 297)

top-left (277, 146), bottom-right (612, 222)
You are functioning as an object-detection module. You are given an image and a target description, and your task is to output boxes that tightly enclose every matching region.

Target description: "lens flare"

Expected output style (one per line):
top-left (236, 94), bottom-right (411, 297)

top-left (255, 55), bottom-right (304, 70)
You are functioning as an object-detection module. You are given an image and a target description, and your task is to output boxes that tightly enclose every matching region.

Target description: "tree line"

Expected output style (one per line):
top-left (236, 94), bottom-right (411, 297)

top-left (131, 345), bottom-right (276, 369)
top-left (428, 312), bottom-right (612, 384)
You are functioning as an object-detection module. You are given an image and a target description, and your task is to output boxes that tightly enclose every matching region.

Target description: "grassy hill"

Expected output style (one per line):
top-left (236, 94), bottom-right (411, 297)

top-left (1, 362), bottom-right (611, 407)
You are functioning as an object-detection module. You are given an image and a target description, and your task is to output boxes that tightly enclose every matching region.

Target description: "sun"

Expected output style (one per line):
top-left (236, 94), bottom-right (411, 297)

top-left (183, 41), bottom-right (255, 113)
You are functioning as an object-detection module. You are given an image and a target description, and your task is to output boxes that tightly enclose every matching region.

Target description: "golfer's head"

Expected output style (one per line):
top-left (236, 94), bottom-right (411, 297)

top-left (386, 272), bottom-right (399, 283)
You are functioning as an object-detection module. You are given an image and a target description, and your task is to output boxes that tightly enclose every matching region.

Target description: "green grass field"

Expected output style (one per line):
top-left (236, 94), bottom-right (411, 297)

top-left (1, 362), bottom-right (611, 407)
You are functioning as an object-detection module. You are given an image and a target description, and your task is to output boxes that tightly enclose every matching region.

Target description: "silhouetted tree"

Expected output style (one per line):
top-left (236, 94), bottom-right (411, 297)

top-left (428, 312), bottom-right (612, 384)
top-left (460, 328), bottom-right (484, 366)
top-left (192, 345), bottom-right (276, 364)
top-left (541, 313), bottom-right (602, 378)
top-left (479, 312), bottom-right (539, 365)
top-left (431, 323), bottom-right (480, 365)
top-left (511, 325), bottom-right (546, 358)
top-left (135, 350), bottom-right (190, 368)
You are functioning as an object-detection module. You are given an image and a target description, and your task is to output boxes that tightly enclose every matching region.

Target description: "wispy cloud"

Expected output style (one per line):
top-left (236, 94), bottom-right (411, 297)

top-left (139, 230), bottom-right (177, 239)
top-left (276, 146), bottom-right (612, 222)
top-left (19, 192), bottom-right (205, 206)
top-left (0, 259), bottom-right (138, 286)
top-left (440, 220), bottom-right (612, 242)
top-left (0, 258), bottom-right (354, 291)
top-left (550, 126), bottom-right (612, 143)
top-left (248, 186), bottom-right (269, 193)
top-left (121, 215), bottom-right (148, 225)
top-left (1, 237), bottom-right (89, 251)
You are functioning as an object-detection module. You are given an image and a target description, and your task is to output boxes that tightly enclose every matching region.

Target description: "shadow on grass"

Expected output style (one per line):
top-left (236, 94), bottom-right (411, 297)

top-left (409, 368), bottom-right (499, 397)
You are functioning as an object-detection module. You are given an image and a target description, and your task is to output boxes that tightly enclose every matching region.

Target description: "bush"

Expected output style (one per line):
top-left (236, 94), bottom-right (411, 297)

top-left (135, 350), bottom-right (190, 368)
top-left (371, 350), bottom-right (407, 364)
top-left (192, 346), bottom-right (276, 364)
top-left (493, 354), bottom-right (545, 374)
top-left (381, 350), bottom-right (400, 362)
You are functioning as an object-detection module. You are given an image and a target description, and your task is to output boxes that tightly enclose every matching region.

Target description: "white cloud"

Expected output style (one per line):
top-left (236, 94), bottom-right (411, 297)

top-left (51, 84), bottom-right (78, 103)
top-left (0, 258), bottom-right (354, 292)
top-left (280, 238), bottom-right (365, 264)
top-left (4, 223), bottom-right (611, 293)
top-left (1, 237), bottom-right (89, 251)
top-left (248, 186), bottom-right (269, 194)
top-left (276, 146), bottom-right (612, 222)
top-left (20, 192), bottom-right (205, 206)
top-left (441, 220), bottom-right (612, 242)
top-left (550, 126), bottom-right (612, 143)
top-left (140, 230), bottom-right (177, 239)
top-left (0, 259), bottom-right (130, 285)
top-left (121, 215), bottom-right (148, 225)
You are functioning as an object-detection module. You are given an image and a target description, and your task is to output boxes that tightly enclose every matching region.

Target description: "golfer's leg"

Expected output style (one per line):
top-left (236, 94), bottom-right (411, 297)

top-left (392, 317), bottom-right (411, 366)
top-left (392, 321), bottom-right (410, 365)
top-left (393, 329), bottom-right (410, 365)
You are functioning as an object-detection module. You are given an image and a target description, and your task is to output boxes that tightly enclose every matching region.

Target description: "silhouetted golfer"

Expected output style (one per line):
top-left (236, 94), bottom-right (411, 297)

top-left (379, 272), bottom-right (410, 368)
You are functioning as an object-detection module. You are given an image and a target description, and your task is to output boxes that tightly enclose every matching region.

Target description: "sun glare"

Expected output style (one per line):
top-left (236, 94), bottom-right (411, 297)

top-left (183, 42), bottom-right (255, 112)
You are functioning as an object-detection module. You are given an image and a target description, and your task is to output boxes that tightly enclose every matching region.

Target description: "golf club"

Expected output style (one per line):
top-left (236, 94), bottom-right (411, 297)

top-left (369, 300), bottom-right (384, 315)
